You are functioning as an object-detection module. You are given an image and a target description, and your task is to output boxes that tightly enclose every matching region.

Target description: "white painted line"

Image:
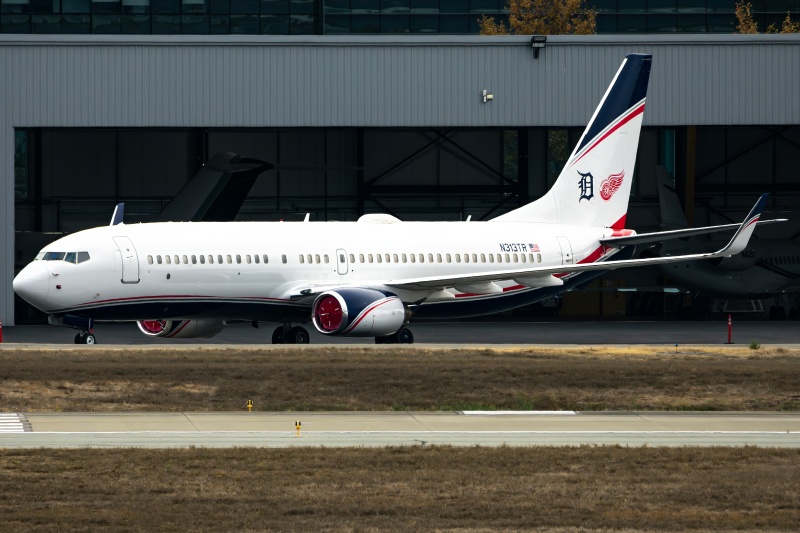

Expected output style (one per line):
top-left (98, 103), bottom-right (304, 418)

top-left (459, 411), bottom-right (578, 416)
top-left (0, 414), bottom-right (27, 433)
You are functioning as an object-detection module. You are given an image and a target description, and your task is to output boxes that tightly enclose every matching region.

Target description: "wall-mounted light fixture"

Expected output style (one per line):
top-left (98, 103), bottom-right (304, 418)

top-left (531, 35), bottom-right (547, 59)
top-left (482, 89), bottom-right (493, 103)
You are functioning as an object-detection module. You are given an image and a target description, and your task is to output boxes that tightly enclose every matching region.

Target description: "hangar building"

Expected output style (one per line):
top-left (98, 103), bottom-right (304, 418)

top-left (2, 33), bottom-right (799, 324)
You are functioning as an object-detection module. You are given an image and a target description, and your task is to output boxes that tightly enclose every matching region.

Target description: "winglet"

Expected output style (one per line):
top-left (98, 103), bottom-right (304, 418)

top-left (717, 194), bottom-right (767, 256)
top-left (110, 203), bottom-right (125, 226)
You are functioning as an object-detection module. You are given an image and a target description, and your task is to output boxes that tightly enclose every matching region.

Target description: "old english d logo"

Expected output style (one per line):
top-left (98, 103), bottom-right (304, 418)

top-left (578, 171), bottom-right (594, 202)
top-left (600, 171), bottom-right (625, 201)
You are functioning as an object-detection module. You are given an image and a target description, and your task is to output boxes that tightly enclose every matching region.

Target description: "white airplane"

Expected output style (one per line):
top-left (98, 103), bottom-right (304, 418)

top-left (12, 54), bottom-right (773, 344)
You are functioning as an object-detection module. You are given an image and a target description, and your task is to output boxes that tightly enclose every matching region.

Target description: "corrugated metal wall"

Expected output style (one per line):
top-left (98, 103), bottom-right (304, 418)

top-left (2, 34), bottom-right (799, 324)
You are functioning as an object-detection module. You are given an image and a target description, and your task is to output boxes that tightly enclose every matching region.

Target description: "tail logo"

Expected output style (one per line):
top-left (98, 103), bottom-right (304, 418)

top-left (577, 171), bottom-right (594, 202)
top-left (600, 171), bottom-right (625, 201)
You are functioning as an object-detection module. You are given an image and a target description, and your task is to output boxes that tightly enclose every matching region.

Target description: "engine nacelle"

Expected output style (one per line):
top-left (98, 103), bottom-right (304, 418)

top-left (137, 319), bottom-right (225, 339)
top-left (312, 288), bottom-right (406, 337)
top-left (708, 251), bottom-right (757, 272)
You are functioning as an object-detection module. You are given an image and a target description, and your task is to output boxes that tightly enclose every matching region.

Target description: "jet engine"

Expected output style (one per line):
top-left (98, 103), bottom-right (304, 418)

top-left (136, 319), bottom-right (225, 339)
top-left (311, 288), bottom-right (406, 337)
top-left (708, 252), bottom-right (757, 272)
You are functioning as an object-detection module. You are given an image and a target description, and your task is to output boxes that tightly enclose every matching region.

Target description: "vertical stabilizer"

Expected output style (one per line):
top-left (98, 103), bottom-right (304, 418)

top-left (493, 54), bottom-right (652, 229)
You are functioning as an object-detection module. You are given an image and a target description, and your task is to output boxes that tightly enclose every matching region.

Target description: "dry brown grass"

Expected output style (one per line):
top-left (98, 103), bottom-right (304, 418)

top-left (1, 346), bottom-right (799, 412)
top-left (1, 446), bottom-right (799, 531)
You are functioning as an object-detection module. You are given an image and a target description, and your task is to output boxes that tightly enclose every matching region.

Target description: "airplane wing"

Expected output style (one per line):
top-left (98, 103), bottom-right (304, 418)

top-left (600, 218), bottom-right (786, 247)
top-left (382, 194), bottom-right (768, 292)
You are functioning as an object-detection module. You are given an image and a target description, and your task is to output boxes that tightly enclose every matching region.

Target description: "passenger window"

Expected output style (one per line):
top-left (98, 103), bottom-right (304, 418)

top-left (165, 255), bottom-right (171, 265)
top-left (505, 253), bottom-right (510, 263)
top-left (226, 255), bottom-right (232, 264)
top-left (480, 253), bottom-right (486, 263)
top-left (437, 253), bottom-right (442, 263)
top-left (324, 254), bottom-right (330, 264)
top-left (513, 253), bottom-right (518, 262)
top-left (208, 255), bottom-right (213, 264)
top-left (183, 255), bottom-right (188, 264)
top-left (419, 254), bottom-right (424, 263)
top-left (428, 253), bottom-right (434, 263)
top-left (456, 254), bottom-right (461, 263)
top-left (299, 255), bottom-right (305, 264)
top-left (521, 254), bottom-right (526, 263)
top-left (464, 254), bottom-right (469, 264)
top-left (368, 254), bottom-right (373, 263)
top-left (282, 254), bottom-right (287, 264)
top-left (254, 255), bottom-right (260, 264)
top-left (410, 254), bottom-right (416, 263)
top-left (174, 255), bottom-right (180, 264)
top-left (376, 254), bottom-right (382, 263)
top-left (358, 254), bottom-right (364, 263)
top-left (349, 254), bottom-right (355, 263)
top-left (247, 255), bottom-right (252, 264)
top-left (489, 254), bottom-right (494, 263)
top-left (147, 255), bottom-right (154, 265)
top-left (158, 255), bottom-right (164, 265)
top-left (199, 255), bottom-right (205, 264)
top-left (340, 254), bottom-right (346, 263)
top-left (315, 254), bottom-right (320, 264)
top-left (218, 255), bottom-right (223, 264)
top-left (385, 254), bottom-right (390, 263)
top-left (446, 253), bottom-right (451, 263)
top-left (537, 253), bottom-right (542, 263)
top-left (191, 255), bottom-right (197, 264)
top-left (497, 254), bottom-right (502, 263)
top-left (472, 253), bottom-right (477, 263)
top-left (235, 254), bottom-right (241, 264)
top-left (394, 254), bottom-right (399, 263)
top-left (402, 254), bottom-right (407, 263)
top-left (77, 251), bottom-right (90, 263)
top-left (263, 254), bottom-right (269, 264)
top-left (306, 254), bottom-right (311, 264)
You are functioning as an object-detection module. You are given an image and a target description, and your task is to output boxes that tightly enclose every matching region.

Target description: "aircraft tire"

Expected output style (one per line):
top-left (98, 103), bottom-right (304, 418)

top-left (271, 326), bottom-right (285, 344)
top-left (84, 333), bottom-right (96, 345)
top-left (286, 326), bottom-right (310, 345)
top-left (396, 327), bottom-right (414, 344)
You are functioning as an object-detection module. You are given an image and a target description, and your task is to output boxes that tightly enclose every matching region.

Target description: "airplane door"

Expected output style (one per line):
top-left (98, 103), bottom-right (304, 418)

top-left (556, 236), bottom-right (573, 266)
top-left (336, 248), bottom-right (348, 275)
top-left (113, 236), bottom-right (140, 284)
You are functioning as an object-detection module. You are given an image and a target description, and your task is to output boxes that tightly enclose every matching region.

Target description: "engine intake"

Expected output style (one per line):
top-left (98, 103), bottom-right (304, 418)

top-left (312, 288), bottom-right (405, 337)
top-left (137, 319), bottom-right (224, 339)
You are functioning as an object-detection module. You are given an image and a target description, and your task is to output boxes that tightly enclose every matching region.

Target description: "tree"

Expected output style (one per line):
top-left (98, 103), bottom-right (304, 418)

top-left (735, 1), bottom-right (800, 33)
top-left (479, 0), bottom-right (596, 36)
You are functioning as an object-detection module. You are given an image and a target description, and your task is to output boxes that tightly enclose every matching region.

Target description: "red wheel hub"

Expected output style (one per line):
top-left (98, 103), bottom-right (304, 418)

top-left (315, 296), bottom-right (343, 332)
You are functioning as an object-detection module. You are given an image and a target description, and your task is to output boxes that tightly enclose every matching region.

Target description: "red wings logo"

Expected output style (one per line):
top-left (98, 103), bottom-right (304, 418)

top-left (600, 171), bottom-right (625, 201)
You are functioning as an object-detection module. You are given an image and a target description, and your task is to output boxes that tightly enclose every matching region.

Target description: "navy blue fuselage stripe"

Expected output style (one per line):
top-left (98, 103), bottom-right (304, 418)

top-left (576, 54), bottom-right (652, 155)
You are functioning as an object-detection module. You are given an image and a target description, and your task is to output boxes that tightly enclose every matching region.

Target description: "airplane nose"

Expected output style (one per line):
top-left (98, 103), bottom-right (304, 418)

top-left (13, 262), bottom-right (50, 309)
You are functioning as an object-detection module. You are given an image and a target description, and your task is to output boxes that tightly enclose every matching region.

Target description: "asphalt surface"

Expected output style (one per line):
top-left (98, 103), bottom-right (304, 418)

top-left (3, 318), bottom-right (799, 345)
top-left (2, 412), bottom-right (799, 448)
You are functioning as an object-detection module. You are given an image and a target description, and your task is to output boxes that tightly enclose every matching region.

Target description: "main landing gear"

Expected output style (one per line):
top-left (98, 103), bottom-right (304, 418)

top-left (375, 327), bottom-right (414, 344)
top-left (272, 324), bottom-right (310, 344)
top-left (74, 330), bottom-right (96, 344)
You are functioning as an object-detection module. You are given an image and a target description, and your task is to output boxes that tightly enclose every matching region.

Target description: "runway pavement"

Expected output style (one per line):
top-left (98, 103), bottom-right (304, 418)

top-left (2, 412), bottom-right (799, 448)
top-left (3, 318), bottom-right (799, 345)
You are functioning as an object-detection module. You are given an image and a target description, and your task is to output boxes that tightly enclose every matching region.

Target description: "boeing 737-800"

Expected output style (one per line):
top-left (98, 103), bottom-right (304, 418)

top-left (12, 54), bottom-right (774, 344)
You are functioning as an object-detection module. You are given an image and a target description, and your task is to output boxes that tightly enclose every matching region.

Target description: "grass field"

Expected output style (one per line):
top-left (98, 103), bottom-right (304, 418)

top-left (3, 345), bottom-right (800, 531)
top-left (1, 345), bottom-right (799, 412)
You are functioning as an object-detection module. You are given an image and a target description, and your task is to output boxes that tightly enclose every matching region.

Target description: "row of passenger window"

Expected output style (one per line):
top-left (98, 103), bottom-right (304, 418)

top-left (342, 252), bottom-right (543, 264)
top-left (147, 253), bottom-right (277, 265)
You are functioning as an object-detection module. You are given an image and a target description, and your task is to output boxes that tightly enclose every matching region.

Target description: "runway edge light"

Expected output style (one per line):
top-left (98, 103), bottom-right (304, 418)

top-left (295, 420), bottom-right (301, 437)
top-left (246, 399), bottom-right (253, 412)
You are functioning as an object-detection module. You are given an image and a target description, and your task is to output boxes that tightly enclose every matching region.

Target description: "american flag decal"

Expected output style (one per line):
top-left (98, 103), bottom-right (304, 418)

top-left (529, 243), bottom-right (540, 252)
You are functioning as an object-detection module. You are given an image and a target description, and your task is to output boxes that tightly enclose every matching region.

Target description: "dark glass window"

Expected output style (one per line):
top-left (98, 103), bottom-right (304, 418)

top-left (409, 12), bottom-right (436, 30)
top-left (617, 13), bottom-right (646, 31)
top-left (92, 0), bottom-right (122, 14)
top-left (152, 0), bottom-right (179, 13)
top-left (381, 0), bottom-right (407, 13)
top-left (676, 13), bottom-right (705, 31)
top-left (325, 0), bottom-right (348, 13)
top-left (595, 13), bottom-right (617, 32)
top-left (2, 1), bottom-right (28, 15)
top-left (767, 0), bottom-right (794, 12)
top-left (230, 0), bottom-right (256, 13)
top-left (30, 0), bottom-right (58, 14)
top-left (209, 13), bottom-right (228, 30)
top-left (351, 0), bottom-right (377, 12)
top-left (209, 0), bottom-right (227, 12)
top-left (648, 13), bottom-right (676, 31)
top-left (350, 12), bottom-right (377, 29)
top-left (63, 0), bottom-right (90, 13)
top-left (261, 0), bottom-right (288, 13)
top-left (676, 0), bottom-right (705, 13)
top-left (409, 0), bottom-right (436, 12)
top-left (32, 13), bottom-right (60, 31)
top-left (469, 0), bottom-right (497, 13)
top-left (121, 13), bottom-right (149, 30)
top-left (152, 12), bottom-right (179, 30)
top-left (182, 0), bottom-right (206, 13)
top-left (61, 12), bottom-right (90, 30)
top-left (439, 13), bottom-right (467, 31)
top-left (182, 13), bottom-right (209, 30)
top-left (230, 12), bottom-right (257, 30)
top-left (706, 0), bottom-right (734, 13)
top-left (590, 0), bottom-right (616, 13)
top-left (288, 12), bottom-right (312, 31)
top-left (122, 0), bottom-right (150, 13)
top-left (289, 0), bottom-right (312, 13)
top-left (617, 0), bottom-right (643, 13)
top-left (439, 0), bottom-right (466, 13)
top-left (14, 130), bottom-right (28, 200)
top-left (706, 13), bottom-right (734, 31)
top-left (93, 13), bottom-right (121, 31)
top-left (260, 12), bottom-right (288, 31)
top-left (324, 13), bottom-right (349, 30)
top-left (381, 13), bottom-right (407, 29)
top-left (647, 0), bottom-right (675, 13)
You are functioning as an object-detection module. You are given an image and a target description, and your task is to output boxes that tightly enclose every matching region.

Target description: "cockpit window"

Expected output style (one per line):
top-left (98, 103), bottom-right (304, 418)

top-left (38, 251), bottom-right (91, 263)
